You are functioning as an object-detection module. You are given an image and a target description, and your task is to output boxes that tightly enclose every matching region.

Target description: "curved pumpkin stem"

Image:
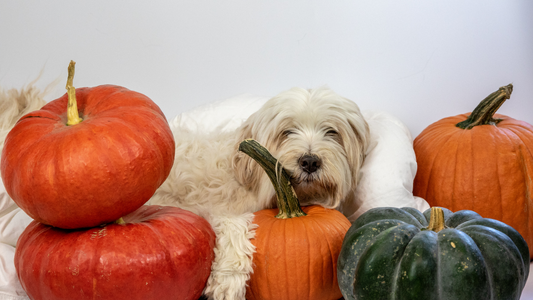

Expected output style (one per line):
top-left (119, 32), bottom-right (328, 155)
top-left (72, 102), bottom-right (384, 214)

top-left (66, 60), bottom-right (83, 126)
top-left (239, 139), bottom-right (306, 219)
top-left (426, 207), bottom-right (446, 233)
top-left (456, 84), bottom-right (513, 129)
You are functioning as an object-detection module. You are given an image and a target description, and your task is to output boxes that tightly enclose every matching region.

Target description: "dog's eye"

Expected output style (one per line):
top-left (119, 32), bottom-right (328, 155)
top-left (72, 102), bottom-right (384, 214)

top-left (282, 130), bottom-right (295, 136)
top-left (325, 129), bottom-right (338, 136)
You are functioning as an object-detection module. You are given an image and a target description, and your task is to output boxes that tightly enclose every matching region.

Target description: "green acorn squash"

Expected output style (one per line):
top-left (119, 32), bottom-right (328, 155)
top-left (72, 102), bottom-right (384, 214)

top-left (337, 207), bottom-right (530, 300)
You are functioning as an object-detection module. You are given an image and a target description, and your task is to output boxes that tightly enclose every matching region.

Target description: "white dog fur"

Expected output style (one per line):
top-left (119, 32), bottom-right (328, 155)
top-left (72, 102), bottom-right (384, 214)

top-left (149, 86), bottom-right (370, 300)
top-left (0, 83), bottom-right (49, 152)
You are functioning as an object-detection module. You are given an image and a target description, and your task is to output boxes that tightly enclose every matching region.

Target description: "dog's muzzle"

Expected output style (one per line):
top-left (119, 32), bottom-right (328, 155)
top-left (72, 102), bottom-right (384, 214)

top-left (298, 154), bottom-right (322, 174)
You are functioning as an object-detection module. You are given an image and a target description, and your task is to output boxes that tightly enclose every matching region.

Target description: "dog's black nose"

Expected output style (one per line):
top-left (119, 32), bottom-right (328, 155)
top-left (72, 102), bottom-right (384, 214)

top-left (299, 154), bottom-right (321, 174)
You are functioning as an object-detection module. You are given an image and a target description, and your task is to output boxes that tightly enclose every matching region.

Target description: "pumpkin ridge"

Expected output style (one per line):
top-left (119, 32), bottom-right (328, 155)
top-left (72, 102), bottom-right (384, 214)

top-left (309, 211), bottom-right (336, 298)
top-left (2, 121), bottom-right (61, 202)
top-left (448, 129), bottom-right (464, 211)
top-left (451, 128), bottom-right (473, 211)
top-left (500, 126), bottom-right (533, 246)
top-left (518, 143), bottom-right (533, 249)
top-left (18, 134), bottom-right (67, 222)
top-left (90, 115), bottom-right (164, 170)
top-left (467, 129), bottom-right (475, 210)
top-left (297, 215), bottom-right (311, 300)
top-left (390, 243), bottom-right (404, 300)
top-left (353, 224), bottom-right (419, 299)
top-left (469, 128), bottom-right (495, 216)
top-left (455, 218), bottom-right (530, 279)
top-left (460, 226), bottom-right (525, 299)
top-left (16, 224), bottom-right (46, 294)
top-left (415, 126), bottom-right (454, 199)
top-left (495, 127), bottom-right (517, 223)
top-left (426, 130), bottom-right (459, 205)
top-left (436, 228), bottom-right (442, 300)
top-left (266, 219), bottom-right (275, 300)
top-left (437, 229), bottom-right (491, 299)
top-left (282, 220), bottom-right (291, 298)
top-left (142, 220), bottom-right (181, 281)
top-left (504, 125), bottom-right (533, 195)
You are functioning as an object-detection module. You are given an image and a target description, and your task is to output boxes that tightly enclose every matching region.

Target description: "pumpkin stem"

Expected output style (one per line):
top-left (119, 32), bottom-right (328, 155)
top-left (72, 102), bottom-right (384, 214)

top-left (426, 207), bottom-right (446, 233)
top-left (239, 139), bottom-right (306, 219)
top-left (456, 84), bottom-right (513, 129)
top-left (66, 60), bottom-right (83, 126)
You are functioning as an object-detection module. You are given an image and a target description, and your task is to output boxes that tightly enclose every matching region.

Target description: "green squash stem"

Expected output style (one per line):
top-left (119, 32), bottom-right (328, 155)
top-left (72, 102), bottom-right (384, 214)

top-left (426, 207), bottom-right (446, 233)
top-left (456, 84), bottom-right (513, 129)
top-left (66, 60), bottom-right (83, 126)
top-left (238, 139), bottom-right (306, 219)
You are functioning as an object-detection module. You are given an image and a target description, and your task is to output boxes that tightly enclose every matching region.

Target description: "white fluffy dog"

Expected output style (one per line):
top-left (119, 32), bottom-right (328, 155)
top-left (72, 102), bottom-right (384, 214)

top-left (150, 86), bottom-right (370, 300)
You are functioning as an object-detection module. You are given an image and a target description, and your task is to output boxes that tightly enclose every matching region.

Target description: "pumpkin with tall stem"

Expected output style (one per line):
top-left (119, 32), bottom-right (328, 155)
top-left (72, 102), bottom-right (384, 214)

top-left (239, 139), bottom-right (351, 300)
top-left (413, 84), bottom-right (533, 258)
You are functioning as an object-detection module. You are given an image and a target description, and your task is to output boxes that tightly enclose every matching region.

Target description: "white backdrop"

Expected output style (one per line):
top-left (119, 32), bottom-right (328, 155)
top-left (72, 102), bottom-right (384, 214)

top-left (1, 0), bottom-right (532, 137)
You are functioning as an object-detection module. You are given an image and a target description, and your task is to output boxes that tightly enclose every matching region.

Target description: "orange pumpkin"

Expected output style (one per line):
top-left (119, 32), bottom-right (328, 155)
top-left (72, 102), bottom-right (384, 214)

top-left (413, 84), bottom-right (533, 258)
top-left (1, 61), bottom-right (175, 229)
top-left (239, 139), bottom-right (351, 300)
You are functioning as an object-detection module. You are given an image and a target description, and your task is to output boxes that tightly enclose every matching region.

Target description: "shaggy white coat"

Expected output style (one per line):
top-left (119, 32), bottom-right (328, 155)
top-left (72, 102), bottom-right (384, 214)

top-left (150, 86), bottom-right (370, 300)
top-left (0, 83), bottom-right (48, 152)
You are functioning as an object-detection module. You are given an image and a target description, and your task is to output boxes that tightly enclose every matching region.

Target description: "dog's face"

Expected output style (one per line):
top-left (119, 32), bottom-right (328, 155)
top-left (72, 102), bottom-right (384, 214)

top-left (234, 87), bottom-right (370, 211)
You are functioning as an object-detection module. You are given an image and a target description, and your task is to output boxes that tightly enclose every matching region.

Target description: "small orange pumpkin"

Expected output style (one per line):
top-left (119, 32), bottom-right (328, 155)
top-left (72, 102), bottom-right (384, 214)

top-left (239, 139), bottom-right (351, 300)
top-left (413, 84), bottom-right (533, 258)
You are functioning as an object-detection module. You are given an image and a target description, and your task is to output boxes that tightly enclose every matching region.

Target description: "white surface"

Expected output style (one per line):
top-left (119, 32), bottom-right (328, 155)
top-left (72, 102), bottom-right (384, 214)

top-left (1, 1), bottom-right (532, 138)
top-left (523, 273), bottom-right (533, 299)
top-left (0, 178), bottom-right (30, 299)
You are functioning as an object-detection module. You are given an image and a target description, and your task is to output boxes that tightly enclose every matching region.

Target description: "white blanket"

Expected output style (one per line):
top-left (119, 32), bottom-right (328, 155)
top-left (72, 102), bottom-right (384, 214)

top-left (0, 93), bottom-right (428, 299)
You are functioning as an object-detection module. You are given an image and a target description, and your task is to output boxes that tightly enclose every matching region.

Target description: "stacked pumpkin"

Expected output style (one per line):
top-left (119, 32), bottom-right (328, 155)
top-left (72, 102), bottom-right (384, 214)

top-left (0, 61), bottom-right (216, 300)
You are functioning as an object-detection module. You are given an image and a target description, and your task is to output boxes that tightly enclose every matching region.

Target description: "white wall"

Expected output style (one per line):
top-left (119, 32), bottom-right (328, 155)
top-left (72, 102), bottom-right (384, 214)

top-left (1, 0), bottom-right (532, 137)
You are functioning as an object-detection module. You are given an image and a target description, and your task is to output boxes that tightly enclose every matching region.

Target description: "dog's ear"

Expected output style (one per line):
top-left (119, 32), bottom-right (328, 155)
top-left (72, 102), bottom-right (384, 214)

top-left (343, 113), bottom-right (370, 189)
top-left (233, 123), bottom-right (263, 191)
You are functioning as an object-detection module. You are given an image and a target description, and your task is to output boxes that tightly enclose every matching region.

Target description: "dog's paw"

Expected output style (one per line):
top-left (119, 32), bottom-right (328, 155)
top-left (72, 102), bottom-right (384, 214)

top-left (202, 213), bottom-right (257, 300)
top-left (204, 270), bottom-right (249, 300)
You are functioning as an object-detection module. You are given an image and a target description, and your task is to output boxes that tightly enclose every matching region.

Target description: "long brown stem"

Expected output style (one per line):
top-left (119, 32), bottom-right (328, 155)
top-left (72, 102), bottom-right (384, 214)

top-left (456, 84), bottom-right (513, 129)
top-left (239, 139), bottom-right (306, 219)
top-left (66, 60), bottom-right (82, 126)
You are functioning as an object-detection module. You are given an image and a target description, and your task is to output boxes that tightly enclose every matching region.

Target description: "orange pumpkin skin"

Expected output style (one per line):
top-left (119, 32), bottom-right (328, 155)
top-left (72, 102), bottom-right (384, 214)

top-left (413, 112), bottom-right (533, 258)
top-left (0, 85), bottom-right (175, 229)
top-left (246, 205), bottom-right (351, 300)
top-left (15, 205), bottom-right (216, 300)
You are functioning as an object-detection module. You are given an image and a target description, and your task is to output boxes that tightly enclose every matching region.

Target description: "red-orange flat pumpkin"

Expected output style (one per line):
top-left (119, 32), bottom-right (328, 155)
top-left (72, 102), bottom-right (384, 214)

top-left (413, 84), bottom-right (533, 258)
top-left (1, 61), bottom-right (175, 229)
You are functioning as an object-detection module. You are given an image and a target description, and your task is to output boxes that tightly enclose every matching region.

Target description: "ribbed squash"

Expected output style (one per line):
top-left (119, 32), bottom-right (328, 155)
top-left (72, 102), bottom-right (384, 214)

top-left (337, 206), bottom-right (530, 300)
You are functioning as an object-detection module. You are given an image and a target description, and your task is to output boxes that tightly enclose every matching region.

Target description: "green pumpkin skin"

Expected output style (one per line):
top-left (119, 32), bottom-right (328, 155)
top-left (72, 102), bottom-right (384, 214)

top-left (337, 207), bottom-right (530, 300)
